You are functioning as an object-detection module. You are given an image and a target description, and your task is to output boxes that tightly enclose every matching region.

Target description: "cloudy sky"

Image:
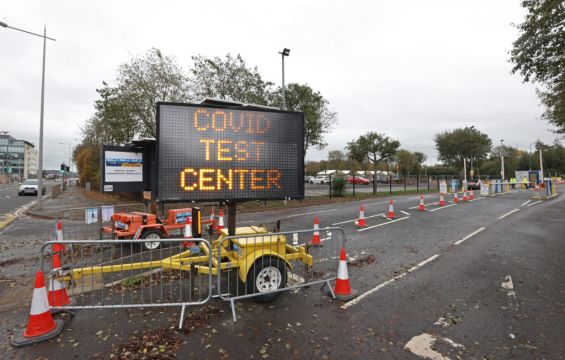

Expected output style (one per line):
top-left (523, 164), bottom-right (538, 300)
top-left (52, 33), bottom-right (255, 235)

top-left (0, 0), bottom-right (558, 170)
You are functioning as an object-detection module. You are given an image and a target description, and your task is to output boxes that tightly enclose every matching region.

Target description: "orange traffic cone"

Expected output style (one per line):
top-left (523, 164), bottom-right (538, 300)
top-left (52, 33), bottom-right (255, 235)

top-left (47, 254), bottom-right (70, 307)
top-left (311, 216), bottom-right (322, 247)
top-left (463, 191), bottom-right (468, 202)
top-left (469, 190), bottom-right (475, 200)
top-left (182, 217), bottom-right (193, 249)
top-left (333, 247), bottom-right (357, 300)
top-left (52, 221), bottom-right (65, 254)
top-left (453, 192), bottom-right (459, 204)
top-left (216, 210), bottom-right (224, 232)
top-left (12, 272), bottom-right (65, 347)
top-left (387, 200), bottom-right (395, 219)
top-left (418, 195), bottom-right (426, 211)
top-left (439, 192), bottom-right (445, 206)
top-left (355, 205), bottom-right (367, 228)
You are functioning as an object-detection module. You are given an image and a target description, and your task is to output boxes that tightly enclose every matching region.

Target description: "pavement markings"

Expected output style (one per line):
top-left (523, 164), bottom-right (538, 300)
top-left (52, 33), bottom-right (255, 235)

top-left (527, 200), bottom-right (542, 207)
top-left (521, 200), bottom-right (532, 207)
top-left (357, 216), bottom-right (409, 232)
top-left (341, 254), bottom-right (439, 309)
top-left (429, 203), bottom-right (457, 212)
top-left (409, 201), bottom-right (439, 209)
top-left (454, 227), bottom-right (485, 245)
top-left (404, 333), bottom-right (464, 360)
top-left (331, 213), bottom-right (384, 226)
top-left (499, 208), bottom-right (520, 219)
top-left (286, 208), bottom-right (337, 218)
top-left (400, 210), bottom-right (410, 216)
top-left (501, 275), bottom-right (516, 298)
top-left (364, 200), bottom-right (390, 206)
top-left (0, 214), bottom-right (17, 230)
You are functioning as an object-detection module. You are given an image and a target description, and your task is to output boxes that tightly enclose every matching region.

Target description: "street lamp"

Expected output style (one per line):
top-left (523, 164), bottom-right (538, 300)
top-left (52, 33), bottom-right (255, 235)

top-left (278, 48), bottom-right (290, 110)
top-left (0, 21), bottom-right (56, 209)
top-left (500, 139), bottom-right (505, 180)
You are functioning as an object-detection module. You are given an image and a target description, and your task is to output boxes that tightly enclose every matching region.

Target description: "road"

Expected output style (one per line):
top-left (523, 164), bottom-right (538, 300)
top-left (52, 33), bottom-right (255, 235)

top-left (0, 187), bottom-right (563, 358)
top-left (0, 181), bottom-right (58, 216)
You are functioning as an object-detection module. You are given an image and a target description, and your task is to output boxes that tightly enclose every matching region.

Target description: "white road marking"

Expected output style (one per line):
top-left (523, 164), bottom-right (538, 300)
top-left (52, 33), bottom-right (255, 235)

top-left (429, 203), bottom-right (457, 212)
top-left (400, 210), bottom-right (410, 216)
top-left (364, 200), bottom-right (390, 206)
top-left (499, 208), bottom-right (520, 219)
top-left (331, 213), bottom-right (384, 226)
top-left (501, 275), bottom-right (516, 298)
top-left (342, 254), bottom-right (439, 309)
top-left (409, 201), bottom-right (439, 209)
top-left (521, 200), bottom-right (532, 207)
top-left (527, 200), bottom-right (542, 207)
top-left (286, 208), bottom-right (337, 218)
top-left (357, 216), bottom-right (409, 232)
top-left (404, 333), bottom-right (464, 360)
top-left (470, 196), bottom-right (485, 202)
top-left (454, 227), bottom-right (485, 245)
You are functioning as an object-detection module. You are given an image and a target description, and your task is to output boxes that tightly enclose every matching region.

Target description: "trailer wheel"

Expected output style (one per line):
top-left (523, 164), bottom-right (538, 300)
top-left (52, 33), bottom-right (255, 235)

top-left (246, 256), bottom-right (287, 303)
top-left (141, 230), bottom-right (162, 251)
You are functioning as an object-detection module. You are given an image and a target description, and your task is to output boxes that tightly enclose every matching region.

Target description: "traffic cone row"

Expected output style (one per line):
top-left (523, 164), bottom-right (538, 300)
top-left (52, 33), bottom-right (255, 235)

top-left (387, 200), bottom-right (395, 219)
top-left (216, 209), bottom-right (224, 232)
top-left (439, 192), bottom-right (445, 206)
top-left (469, 190), bottom-right (475, 200)
top-left (52, 221), bottom-right (65, 254)
top-left (182, 217), bottom-right (193, 249)
top-left (47, 254), bottom-right (70, 307)
top-left (463, 191), bottom-right (468, 202)
top-left (418, 195), bottom-right (426, 211)
top-left (355, 205), bottom-right (366, 228)
top-left (453, 192), bottom-right (459, 203)
top-left (11, 272), bottom-right (65, 347)
top-left (333, 247), bottom-right (357, 300)
top-left (311, 216), bottom-right (322, 247)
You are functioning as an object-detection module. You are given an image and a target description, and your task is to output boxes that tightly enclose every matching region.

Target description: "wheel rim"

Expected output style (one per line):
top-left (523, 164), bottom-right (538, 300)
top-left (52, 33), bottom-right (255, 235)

top-left (255, 266), bottom-right (282, 293)
top-left (144, 233), bottom-right (160, 250)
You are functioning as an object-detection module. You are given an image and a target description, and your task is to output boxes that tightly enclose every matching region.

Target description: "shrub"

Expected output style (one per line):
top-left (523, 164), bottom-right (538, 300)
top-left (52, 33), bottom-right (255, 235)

top-left (331, 176), bottom-right (347, 197)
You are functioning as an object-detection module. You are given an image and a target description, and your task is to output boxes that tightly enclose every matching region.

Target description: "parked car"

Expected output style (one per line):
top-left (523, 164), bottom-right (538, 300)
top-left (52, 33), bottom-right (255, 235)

top-left (347, 176), bottom-right (370, 185)
top-left (18, 179), bottom-right (46, 196)
top-left (311, 175), bottom-right (331, 184)
top-left (304, 175), bottom-right (315, 183)
top-left (466, 180), bottom-right (481, 190)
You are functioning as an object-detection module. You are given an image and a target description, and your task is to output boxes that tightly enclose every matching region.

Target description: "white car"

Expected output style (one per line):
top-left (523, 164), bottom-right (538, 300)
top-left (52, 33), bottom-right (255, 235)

top-left (18, 179), bottom-right (46, 196)
top-left (311, 176), bottom-right (331, 184)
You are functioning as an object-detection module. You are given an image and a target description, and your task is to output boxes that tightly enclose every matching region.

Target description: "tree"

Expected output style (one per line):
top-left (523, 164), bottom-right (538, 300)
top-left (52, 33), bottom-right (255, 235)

top-left (395, 149), bottom-right (427, 176)
top-left (327, 150), bottom-right (345, 170)
top-left (346, 132), bottom-right (400, 171)
top-left (434, 127), bottom-right (492, 168)
top-left (510, 0), bottom-right (565, 133)
top-left (189, 54), bottom-right (274, 105)
top-left (272, 83), bottom-right (337, 157)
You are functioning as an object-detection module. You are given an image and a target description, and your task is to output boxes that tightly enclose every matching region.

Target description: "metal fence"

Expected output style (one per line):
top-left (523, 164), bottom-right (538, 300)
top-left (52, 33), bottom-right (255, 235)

top-left (40, 238), bottom-right (213, 328)
top-left (217, 227), bottom-right (346, 321)
top-left (55, 203), bottom-right (147, 240)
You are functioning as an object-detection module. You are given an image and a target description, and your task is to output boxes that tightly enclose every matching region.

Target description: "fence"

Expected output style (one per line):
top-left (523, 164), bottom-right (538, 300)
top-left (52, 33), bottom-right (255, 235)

top-left (41, 238), bottom-right (213, 328)
top-left (55, 203), bottom-right (148, 240)
top-left (217, 227), bottom-right (346, 321)
top-left (324, 175), bottom-right (439, 198)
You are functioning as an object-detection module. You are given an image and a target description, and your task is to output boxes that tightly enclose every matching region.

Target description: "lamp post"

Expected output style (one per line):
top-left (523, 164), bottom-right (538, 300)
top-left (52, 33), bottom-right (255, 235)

top-left (500, 139), bottom-right (505, 181)
top-left (278, 48), bottom-right (290, 110)
top-left (0, 21), bottom-right (56, 209)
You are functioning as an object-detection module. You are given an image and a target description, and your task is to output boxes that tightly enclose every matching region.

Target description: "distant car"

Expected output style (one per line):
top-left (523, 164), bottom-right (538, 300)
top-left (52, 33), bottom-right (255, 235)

top-left (466, 180), bottom-right (481, 190)
top-left (311, 176), bottom-right (331, 184)
top-left (347, 176), bottom-right (370, 185)
top-left (18, 179), bottom-right (46, 196)
top-left (304, 175), bottom-right (315, 183)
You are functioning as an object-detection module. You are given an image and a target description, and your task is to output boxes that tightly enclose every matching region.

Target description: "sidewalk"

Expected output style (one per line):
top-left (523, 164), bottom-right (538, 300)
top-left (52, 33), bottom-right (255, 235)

top-left (27, 185), bottom-right (117, 219)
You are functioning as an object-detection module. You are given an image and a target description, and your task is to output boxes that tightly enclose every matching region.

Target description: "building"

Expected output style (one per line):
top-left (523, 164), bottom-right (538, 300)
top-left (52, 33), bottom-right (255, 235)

top-left (0, 131), bottom-right (37, 181)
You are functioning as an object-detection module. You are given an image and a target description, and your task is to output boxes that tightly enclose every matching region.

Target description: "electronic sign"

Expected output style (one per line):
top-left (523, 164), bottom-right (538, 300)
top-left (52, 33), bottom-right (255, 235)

top-left (156, 102), bottom-right (304, 202)
top-left (101, 145), bottom-right (145, 193)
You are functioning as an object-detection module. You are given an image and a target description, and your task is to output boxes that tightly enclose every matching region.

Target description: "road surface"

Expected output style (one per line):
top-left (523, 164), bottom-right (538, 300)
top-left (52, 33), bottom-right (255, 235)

top-left (0, 187), bottom-right (563, 358)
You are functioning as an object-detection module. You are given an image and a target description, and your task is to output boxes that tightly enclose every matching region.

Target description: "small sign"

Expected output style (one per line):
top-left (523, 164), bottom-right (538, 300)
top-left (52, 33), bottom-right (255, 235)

top-left (104, 184), bottom-right (113, 192)
top-left (101, 206), bottom-right (114, 222)
top-left (439, 180), bottom-right (447, 194)
top-left (85, 208), bottom-right (98, 224)
top-left (190, 244), bottom-right (201, 254)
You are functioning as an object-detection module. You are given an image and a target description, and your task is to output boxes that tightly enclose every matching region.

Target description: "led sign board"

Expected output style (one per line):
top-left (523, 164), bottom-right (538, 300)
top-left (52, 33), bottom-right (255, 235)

top-left (156, 102), bottom-right (304, 202)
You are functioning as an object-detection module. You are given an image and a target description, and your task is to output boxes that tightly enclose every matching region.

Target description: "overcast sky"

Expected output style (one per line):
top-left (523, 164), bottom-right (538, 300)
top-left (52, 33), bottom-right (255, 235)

top-left (0, 0), bottom-right (559, 170)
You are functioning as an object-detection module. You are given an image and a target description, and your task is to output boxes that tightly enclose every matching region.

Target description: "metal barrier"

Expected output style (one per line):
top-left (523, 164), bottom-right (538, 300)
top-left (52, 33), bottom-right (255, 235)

top-left (55, 203), bottom-right (147, 240)
top-left (40, 238), bottom-right (213, 328)
top-left (217, 227), bottom-right (346, 321)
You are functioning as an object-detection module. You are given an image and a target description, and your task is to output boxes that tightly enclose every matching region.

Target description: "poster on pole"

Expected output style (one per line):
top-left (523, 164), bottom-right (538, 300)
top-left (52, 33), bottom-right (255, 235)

top-left (101, 145), bottom-right (146, 193)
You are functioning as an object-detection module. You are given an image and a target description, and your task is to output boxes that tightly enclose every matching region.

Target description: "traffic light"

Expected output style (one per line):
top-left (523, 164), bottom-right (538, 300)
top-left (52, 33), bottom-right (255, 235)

top-left (60, 163), bottom-right (65, 173)
top-left (66, 165), bottom-right (70, 173)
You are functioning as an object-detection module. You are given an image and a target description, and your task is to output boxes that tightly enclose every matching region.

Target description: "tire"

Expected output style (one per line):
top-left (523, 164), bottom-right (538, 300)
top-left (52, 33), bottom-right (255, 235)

top-left (246, 256), bottom-right (287, 303)
top-left (309, 180), bottom-right (313, 184)
top-left (141, 229), bottom-right (162, 250)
